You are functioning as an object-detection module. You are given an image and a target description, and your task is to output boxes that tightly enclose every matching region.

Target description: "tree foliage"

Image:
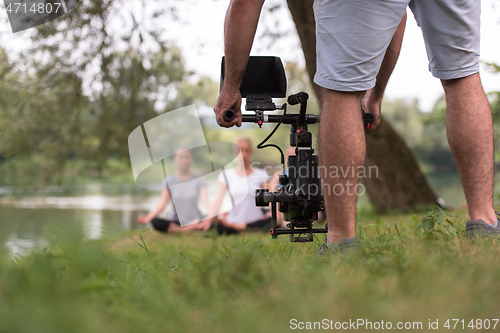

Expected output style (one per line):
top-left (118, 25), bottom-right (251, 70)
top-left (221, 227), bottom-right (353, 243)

top-left (0, 0), bottom-right (218, 185)
top-left (382, 97), bottom-right (457, 173)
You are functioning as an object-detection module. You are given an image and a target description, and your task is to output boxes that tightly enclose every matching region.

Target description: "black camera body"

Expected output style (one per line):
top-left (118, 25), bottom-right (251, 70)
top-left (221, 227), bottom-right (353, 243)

top-left (255, 145), bottom-right (325, 241)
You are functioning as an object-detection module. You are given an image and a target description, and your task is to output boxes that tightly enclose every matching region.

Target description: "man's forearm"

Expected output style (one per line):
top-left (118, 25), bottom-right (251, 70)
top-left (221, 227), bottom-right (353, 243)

top-left (223, 0), bottom-right (265, 91)
top-left (371, 12), bottom-right (407, 101)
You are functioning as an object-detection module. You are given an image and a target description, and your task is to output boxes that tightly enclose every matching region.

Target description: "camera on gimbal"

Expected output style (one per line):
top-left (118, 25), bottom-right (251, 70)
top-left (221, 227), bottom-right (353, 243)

top-left (220, 56), bottom-right (373, 242)
top-left (220, 56), bottom-right (324, 242)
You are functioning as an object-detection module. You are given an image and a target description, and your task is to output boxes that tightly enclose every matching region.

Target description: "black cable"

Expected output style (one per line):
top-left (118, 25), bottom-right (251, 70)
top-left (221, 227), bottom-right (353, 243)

top-left (256, 104), bottom-right (287, 170)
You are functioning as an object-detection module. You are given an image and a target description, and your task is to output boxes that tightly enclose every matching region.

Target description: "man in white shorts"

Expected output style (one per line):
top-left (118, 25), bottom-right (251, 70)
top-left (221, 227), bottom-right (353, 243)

top-left (214, 0), bottom-right (497, 254)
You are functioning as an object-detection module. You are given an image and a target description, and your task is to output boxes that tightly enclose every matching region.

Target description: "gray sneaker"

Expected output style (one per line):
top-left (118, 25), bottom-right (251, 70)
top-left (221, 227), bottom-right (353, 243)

top-left (465, 219), bottom-right (500, 239)
top-left (317, 236), bottom-right (362, 256)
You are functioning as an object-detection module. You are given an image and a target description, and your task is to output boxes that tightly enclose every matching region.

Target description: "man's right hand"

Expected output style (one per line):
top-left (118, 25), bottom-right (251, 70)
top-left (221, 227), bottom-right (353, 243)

top-left (362, 88), bottom-right (382, 134)
top-left (213, 88), bottom-right (242, 128)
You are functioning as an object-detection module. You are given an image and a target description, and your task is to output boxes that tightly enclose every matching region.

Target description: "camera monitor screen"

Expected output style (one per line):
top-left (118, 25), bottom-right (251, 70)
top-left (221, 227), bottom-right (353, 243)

top-left (220, 56), bottom-right (287, 98)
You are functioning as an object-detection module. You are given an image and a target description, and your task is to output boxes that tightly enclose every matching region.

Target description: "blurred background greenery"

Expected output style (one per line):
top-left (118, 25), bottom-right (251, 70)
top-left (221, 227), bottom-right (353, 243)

top-left (0, 0), bottom-right (499, 257)
top-left (1, 1), bottom-right (500, 331)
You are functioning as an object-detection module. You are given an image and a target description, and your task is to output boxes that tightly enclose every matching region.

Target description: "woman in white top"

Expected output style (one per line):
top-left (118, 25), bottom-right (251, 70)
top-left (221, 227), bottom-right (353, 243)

top-left (201, 135), bottom-right (274, 234)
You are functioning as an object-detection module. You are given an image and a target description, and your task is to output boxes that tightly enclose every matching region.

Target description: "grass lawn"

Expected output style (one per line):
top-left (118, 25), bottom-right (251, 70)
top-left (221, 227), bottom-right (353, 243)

top-left (1, 207), bottom-right (500, 332)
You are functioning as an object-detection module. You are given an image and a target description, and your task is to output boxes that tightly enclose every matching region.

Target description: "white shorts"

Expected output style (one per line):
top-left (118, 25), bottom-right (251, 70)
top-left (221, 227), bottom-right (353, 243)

top-left (313, 0), bottom-right (481, 92)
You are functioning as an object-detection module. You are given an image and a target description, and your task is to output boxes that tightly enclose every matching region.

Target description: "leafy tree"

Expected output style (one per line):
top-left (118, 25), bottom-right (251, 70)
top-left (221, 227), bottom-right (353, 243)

top-left (382, 97), bottom-right (457, 173)
top-left (485, 64), bottom-right (500, 165)
top-left (0, 47), bottom-right (88, 185)
top-left (0, 0), bottom-right (216, 185)
top-left (416, 97), bottom-right (456, 172)
top-left (381, 98), bottom-right (423, 147)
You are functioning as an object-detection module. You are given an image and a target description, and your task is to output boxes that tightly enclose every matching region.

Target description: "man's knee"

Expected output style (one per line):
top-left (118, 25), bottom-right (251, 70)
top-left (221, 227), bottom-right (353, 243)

top-left (321, 88), bottom-right (366, 103)
top-left (441, 72), bottom-right (481, 92)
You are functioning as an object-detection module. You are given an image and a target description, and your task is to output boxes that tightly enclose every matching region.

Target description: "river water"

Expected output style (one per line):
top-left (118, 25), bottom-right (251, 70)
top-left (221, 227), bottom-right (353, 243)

top-left (0, 173), bottom-right (471, 257)
top-left (0, 182), bottom-right (232, 257)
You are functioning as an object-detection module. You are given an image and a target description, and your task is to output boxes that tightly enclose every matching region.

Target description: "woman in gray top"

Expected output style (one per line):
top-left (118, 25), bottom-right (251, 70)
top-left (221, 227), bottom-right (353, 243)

top-left (136, 148), bottom-right (212, 233)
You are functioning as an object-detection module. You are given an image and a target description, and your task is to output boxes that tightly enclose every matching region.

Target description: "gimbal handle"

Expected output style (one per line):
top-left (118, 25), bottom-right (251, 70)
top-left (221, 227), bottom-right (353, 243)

top-left (223, 109), bottom-right (374, 130)
top-left (223, 109), bottom-right (236, 122)
top-left (223, 109), bottom-right (319, 124)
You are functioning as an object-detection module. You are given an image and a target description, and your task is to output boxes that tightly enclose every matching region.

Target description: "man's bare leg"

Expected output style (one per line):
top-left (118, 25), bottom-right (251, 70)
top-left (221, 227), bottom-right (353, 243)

top-left (442, 73), bottom-right (497, 224)
top-left (319, 89), bottom-right (366, 243)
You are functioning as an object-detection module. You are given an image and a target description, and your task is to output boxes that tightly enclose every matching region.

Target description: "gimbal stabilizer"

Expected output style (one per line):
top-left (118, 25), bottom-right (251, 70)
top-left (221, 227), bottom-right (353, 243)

top-left (220, 56), bottom-right (373, 242)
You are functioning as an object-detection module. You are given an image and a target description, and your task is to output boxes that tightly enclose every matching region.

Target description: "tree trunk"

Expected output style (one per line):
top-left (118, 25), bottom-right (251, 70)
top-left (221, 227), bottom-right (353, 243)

top-left (363, 119), bottom-right (437, 213)
top-left (285, 0), bottom-right (321, 100)
top-left (286, 0), bottom-right (437, 213)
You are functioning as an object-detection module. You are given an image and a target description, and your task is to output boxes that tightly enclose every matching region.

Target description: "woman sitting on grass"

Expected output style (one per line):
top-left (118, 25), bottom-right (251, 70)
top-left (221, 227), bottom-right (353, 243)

top-left (136, 148), bottom-right (212, 233)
